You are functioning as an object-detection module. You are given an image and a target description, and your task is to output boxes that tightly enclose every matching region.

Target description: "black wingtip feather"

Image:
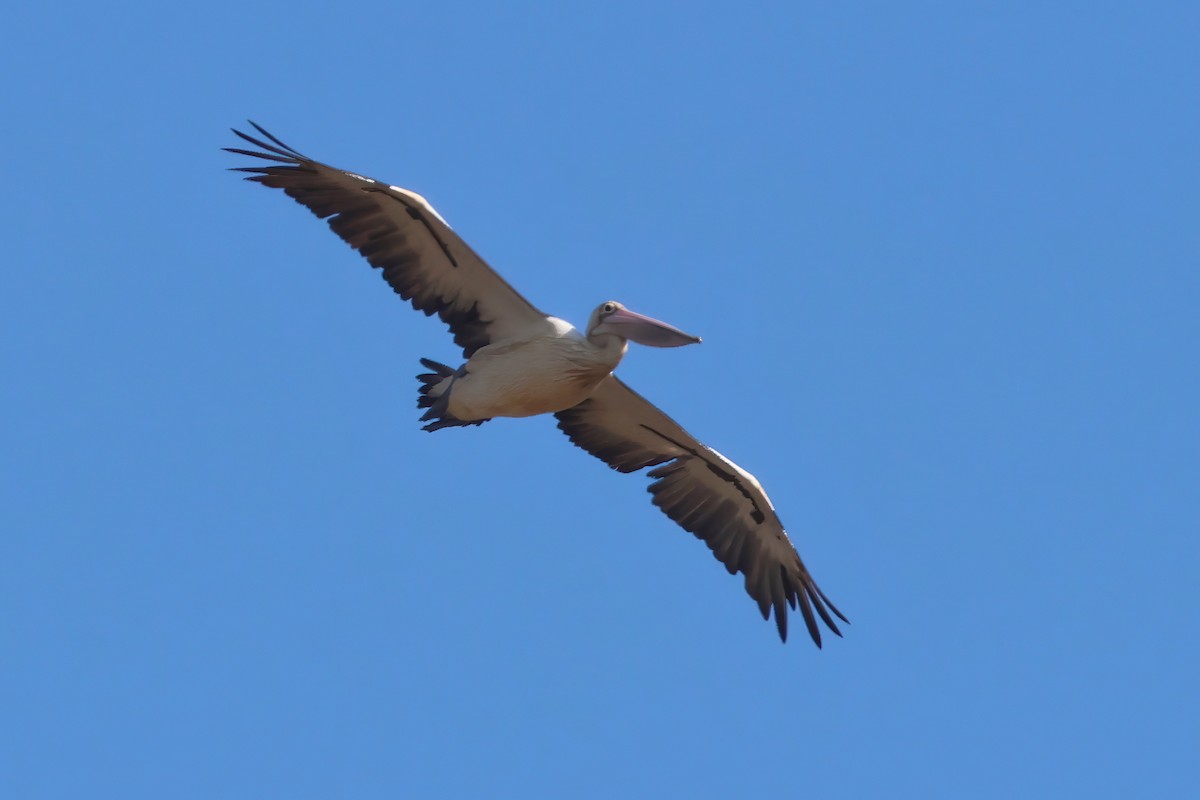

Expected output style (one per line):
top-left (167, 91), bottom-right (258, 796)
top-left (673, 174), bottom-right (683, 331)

top-left (795, 587), bottom-right (822, 647)
top-left (248, 120), bottom-right (304, 156)
top-left (811, 597), bottom-right (844, 637)
top-left (230, 125), bottom-right (303, 161)
top-left (222, 146), bottom-right (296, 164)
top-left (823, 592), bottom-right (851, 625)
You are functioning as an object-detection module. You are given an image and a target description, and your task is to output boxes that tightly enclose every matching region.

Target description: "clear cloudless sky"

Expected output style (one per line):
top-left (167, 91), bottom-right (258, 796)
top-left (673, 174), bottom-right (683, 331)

top-left (2, 1), bottom-right (1196, 798)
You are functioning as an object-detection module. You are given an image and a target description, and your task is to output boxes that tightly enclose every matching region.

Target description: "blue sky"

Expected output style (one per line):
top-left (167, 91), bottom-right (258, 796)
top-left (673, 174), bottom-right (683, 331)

top-left (2, 1), bottom-right (1197, 797)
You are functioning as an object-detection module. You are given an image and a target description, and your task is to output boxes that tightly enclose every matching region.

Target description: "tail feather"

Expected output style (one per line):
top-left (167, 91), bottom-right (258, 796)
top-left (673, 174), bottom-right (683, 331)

top-left (417, 358), bottom-right (455, 409)
top-left (414, 358), bottom-right (491, 432)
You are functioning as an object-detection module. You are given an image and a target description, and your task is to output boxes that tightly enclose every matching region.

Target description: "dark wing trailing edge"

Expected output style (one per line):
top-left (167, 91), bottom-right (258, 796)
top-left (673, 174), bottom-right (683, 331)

top-left (225, 122), bottom-right (550, 358)
top-left (555, 376), bottom-right (848, 646)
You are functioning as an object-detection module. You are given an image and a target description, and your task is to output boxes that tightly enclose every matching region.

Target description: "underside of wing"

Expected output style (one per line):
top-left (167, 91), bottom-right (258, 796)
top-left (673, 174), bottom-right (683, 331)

top-left (555, 376), bottom-right (847, 645)
top-left (226, 123), bottom-right (550, 357)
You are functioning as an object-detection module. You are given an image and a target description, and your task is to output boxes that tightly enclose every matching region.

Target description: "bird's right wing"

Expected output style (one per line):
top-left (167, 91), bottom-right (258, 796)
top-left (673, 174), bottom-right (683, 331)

top-left (226, 123), bottom-right (551, 358)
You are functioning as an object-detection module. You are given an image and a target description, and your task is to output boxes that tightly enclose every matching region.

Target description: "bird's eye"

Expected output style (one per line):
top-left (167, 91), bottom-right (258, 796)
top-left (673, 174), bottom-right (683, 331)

top-left (602, 302), bottom-right (616, 314)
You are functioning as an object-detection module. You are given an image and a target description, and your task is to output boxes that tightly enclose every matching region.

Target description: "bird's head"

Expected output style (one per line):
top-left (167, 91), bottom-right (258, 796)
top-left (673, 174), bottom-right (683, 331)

top-left (586, 301), bottom-right (701, 347)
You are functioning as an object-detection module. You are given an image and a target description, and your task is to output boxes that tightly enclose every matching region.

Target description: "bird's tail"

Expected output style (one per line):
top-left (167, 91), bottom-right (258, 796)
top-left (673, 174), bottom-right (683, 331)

top-left (415, 358), bottom-right (490, 432)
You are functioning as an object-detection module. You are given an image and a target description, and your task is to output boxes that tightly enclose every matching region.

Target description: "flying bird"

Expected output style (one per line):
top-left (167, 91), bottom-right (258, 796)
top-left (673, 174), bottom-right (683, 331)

top-left (225, 123), bottom-right (847, 646)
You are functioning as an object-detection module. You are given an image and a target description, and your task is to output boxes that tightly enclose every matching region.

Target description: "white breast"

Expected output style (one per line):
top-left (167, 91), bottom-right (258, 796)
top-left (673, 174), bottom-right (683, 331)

top-left (446, 321), bottom-right (625, 419)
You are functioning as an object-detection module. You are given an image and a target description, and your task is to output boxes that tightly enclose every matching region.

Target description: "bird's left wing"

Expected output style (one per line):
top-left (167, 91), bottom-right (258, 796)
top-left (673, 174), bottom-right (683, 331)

top-left (555, 376), bottom-right (847, 645)
top-left (226, 123), bottom-right (550, 358)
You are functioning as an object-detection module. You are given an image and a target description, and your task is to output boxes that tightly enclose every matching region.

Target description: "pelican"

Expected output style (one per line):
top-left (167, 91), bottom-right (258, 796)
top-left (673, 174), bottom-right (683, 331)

top-left (226, 123), bottom-right (847, 646)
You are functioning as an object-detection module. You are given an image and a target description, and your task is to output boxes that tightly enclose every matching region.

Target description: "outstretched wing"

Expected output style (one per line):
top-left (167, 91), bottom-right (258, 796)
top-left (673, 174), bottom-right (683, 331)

top-left (226, 123), bottom-right (550, 357)
top-left (555, 376), bottom-right (847, 645)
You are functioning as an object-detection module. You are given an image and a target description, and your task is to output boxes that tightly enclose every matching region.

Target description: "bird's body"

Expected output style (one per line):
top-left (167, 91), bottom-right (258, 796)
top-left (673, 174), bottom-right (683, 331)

top-left (429, 316), bottom-right (624, 421)
top-left (226, 123), bottom-right (848, 646)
